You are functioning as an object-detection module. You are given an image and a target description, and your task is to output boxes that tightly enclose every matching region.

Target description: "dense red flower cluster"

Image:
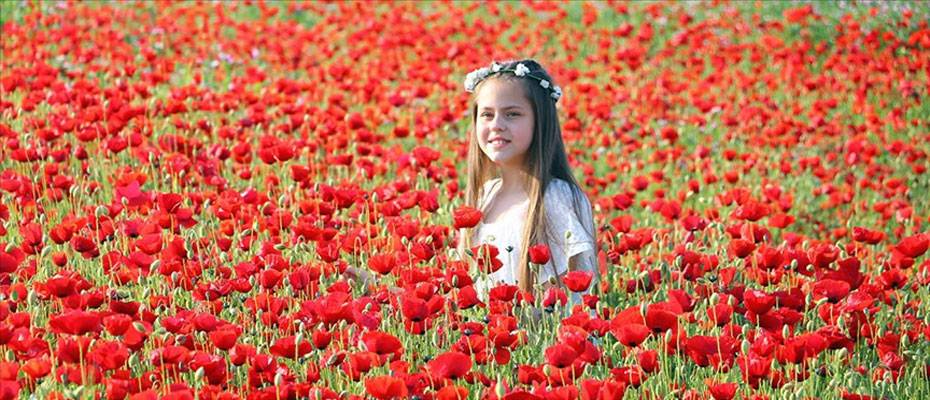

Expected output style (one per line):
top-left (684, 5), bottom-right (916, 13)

top-left (1, 1), bottom-right (928, 399)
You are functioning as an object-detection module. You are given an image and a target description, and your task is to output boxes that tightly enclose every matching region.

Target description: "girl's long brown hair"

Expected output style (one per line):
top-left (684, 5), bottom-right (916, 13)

top-left (457, 59), bottom-right (595, 294)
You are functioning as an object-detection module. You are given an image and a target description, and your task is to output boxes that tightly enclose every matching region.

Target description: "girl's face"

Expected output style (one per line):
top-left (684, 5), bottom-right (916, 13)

top-left (475, 79), bottom-right (535, 169)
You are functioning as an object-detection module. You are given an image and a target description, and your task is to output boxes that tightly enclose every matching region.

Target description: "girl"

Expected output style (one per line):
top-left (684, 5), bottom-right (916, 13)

top-left (457, 59), bottom-right (598, 305)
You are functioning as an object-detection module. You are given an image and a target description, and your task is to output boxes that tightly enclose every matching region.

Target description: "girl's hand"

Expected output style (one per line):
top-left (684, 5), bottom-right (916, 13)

top-left (343, 266), bottom-right (376, 289)
top-left (344, 267), bottom-right (406, 296)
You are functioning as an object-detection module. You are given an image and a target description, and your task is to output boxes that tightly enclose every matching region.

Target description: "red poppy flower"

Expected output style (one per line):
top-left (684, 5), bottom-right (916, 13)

top-left (528, 244), bottom-right (551, 264)
top-left (502, 389), bottom-right (544, 400)
top-left (707, 381), bottom-right (738, 400)
top-left (743, 289), bottom-right (776, 315)
top-left (562, 270), bottom-right (592, 292)
top-left (400, 295), bottom-right (429, 322)
top-left (645, 304), bottom-right (680, 333)
top-left (580, 378), bottom-right (626, 400)
top-left (49, 310), bottom-right (102, 335)
top-left (436, 385), bottom-right (468, 400)
top-left (517, 365), bottom-right (546, 385)
top-left (812, 279), bottom-right (851, 303)
top-left (209, 328), bottom-right (240, 351)
top-left (368, 253), bottom-right (396, 275)
top-left (544, 343), bottom-right (578, 368)
top-left (90, 340), bottom-right (129, 371)
top-left (610, 323), bottom-right (650, 347)
top-left (542, 287), bottom-right (567, 308)
top-left (732, 200), bottom-right (769, 222)
top-left (361, 331), bottom-right (403, 360)
top-left (427, 351), bottom-right (472, 380)
top-left (456, 285), bottom-right (482, 309)
top-left (685, 335), bottom-right (737, 368)
top-left (365, 375), bottom-right (407, 400)
top-left (896, 233), bottom-right (928, 258)
top-left (637, 349), bottom-right (659, 373)
top-left (611, 365), bottom-right (646, 387)
top-left (453, 206), bottom-right (482, 229)
top-left (21, 357), bottom-right (51, 380)
top-left (852, 227), bottom-right (885, 244)
top-left (728, 238), bottom-right (755, 258)
top-left (472, 244), bottom-right (504, 273)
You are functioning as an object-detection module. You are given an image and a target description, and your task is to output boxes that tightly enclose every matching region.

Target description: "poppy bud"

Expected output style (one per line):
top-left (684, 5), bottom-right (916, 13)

top-left (836, 347), bottom-right (848, 360)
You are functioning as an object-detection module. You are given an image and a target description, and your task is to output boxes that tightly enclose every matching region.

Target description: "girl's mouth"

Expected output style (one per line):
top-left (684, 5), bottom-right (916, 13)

top-left (488, 138), bottom-right (510, 147)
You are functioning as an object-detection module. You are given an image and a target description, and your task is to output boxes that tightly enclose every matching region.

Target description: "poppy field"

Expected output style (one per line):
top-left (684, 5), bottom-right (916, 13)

top-left (2, 1), bottom-right (930, 399)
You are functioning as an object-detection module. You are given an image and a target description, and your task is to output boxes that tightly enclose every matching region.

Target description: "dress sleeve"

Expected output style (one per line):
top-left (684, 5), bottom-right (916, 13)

top-left (543, 180), bottom-right (596, 274)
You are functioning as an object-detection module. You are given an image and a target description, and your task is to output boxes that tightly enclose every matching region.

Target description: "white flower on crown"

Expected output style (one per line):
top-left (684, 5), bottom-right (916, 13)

top-left (551, 85), bottom-right (563, 100)
top-left (514, 63), bottom-right (530, 77)
top-left (490, 62), bottom-right (503, 72)
top-left (464, 67), bottom-right (491, 93)
top-left (539, 79), bottom-right (550, 89)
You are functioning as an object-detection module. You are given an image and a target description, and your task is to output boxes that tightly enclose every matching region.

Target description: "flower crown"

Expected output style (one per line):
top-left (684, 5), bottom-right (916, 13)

top-left (463, 61), bottom-right (563, 102)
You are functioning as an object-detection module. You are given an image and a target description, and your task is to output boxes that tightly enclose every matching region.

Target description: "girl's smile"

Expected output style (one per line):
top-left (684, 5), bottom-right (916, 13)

top-left (487, 137), bottom-right (511, 148)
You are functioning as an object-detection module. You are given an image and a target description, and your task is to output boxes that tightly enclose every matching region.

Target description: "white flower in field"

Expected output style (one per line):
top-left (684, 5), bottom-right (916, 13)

top-left (539, 79), bottom-right (550, 89)
top-left (514, 63), bottom-right (529, 77)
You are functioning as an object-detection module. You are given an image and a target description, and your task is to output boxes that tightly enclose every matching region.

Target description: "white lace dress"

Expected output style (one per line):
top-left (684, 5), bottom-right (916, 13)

top-left (472, 178), bottom-right (598, 305)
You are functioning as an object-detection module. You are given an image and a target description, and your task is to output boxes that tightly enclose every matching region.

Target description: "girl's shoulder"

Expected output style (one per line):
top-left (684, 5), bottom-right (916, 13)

top-left (544, 178), bottom-right (590, 208)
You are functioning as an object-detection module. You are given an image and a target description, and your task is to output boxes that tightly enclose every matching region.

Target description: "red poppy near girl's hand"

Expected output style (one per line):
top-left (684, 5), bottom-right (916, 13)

top-left (453, 206), bottom-right (482, 229)
top-left (528, 244), bottom-right (551, 264)
top-left (563, 270), bottom-right (593, 292)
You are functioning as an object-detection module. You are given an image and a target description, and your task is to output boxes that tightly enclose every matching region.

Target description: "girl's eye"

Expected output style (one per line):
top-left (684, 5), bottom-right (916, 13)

top-left (507, 112), bottom-right (521, 117)
top-left (480, 112), bottom-right (493, 118)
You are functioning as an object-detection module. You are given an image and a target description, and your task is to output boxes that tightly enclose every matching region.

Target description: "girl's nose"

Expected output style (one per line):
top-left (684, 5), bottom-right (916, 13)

top-left (490, 115), bottom-right (506, 131)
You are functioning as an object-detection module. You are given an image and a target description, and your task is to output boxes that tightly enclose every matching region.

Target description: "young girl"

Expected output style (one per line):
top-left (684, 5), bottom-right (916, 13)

top-left (457, 59), bottom-right (598, 306)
